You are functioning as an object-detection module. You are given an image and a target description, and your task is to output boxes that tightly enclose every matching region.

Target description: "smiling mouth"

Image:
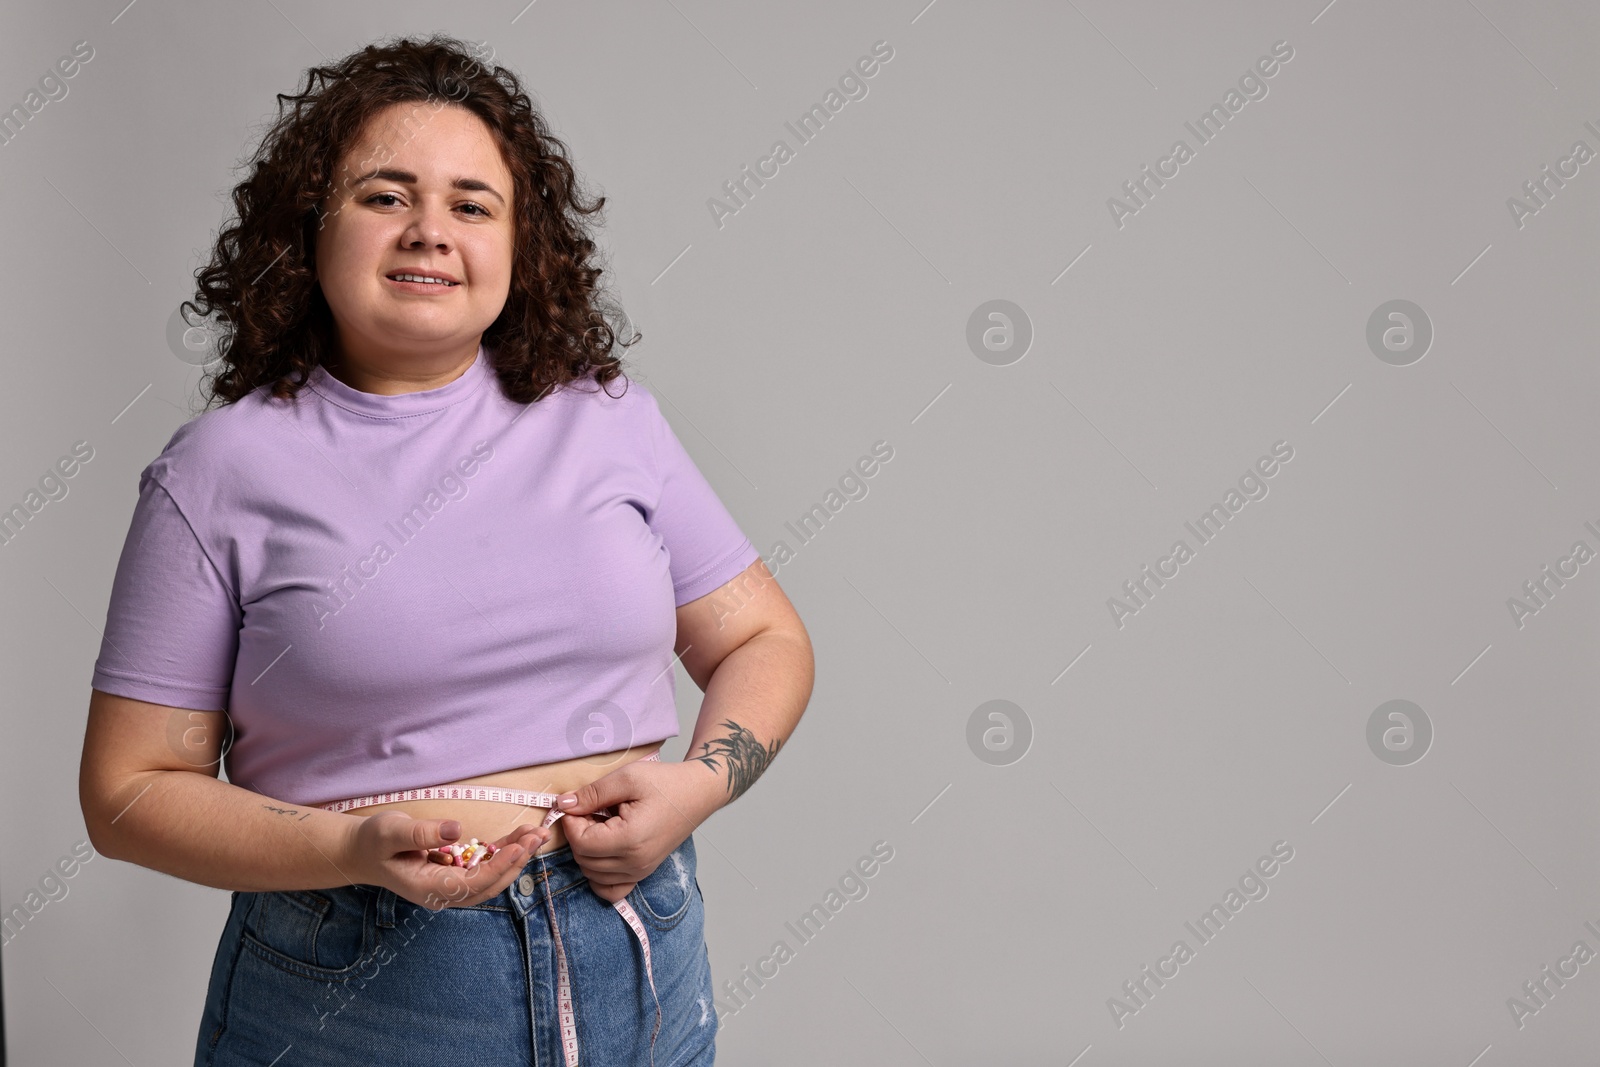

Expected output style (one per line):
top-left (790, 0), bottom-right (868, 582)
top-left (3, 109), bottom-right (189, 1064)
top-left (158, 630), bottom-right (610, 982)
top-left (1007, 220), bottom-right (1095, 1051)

top-left (387, 273), bottom-right (460, 287)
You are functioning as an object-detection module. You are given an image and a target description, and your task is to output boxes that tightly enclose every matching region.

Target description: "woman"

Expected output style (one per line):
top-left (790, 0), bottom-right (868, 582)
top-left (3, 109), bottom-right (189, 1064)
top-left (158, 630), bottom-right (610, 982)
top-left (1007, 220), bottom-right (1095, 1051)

top-left (77, 34), bottom-right (812, 1067)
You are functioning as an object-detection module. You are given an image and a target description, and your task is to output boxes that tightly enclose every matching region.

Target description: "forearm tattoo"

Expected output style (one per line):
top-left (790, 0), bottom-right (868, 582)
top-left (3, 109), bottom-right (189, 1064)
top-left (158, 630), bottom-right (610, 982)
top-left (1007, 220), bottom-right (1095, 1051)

top-left (263, 804), bottom-right (311, 821)
top-left (692, 719), bottom-right (782, 804)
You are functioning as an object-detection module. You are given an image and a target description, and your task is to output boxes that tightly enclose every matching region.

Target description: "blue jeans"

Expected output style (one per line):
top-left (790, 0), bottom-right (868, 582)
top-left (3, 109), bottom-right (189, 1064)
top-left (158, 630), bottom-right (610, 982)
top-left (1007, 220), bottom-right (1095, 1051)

top-left (194, 834), bottom-right (717, 1066)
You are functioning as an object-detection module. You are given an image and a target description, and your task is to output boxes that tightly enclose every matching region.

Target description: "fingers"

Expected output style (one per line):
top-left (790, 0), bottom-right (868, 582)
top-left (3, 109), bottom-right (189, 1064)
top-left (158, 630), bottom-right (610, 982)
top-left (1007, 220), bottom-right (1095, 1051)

top-left (422, 832), bottom-right (537, 910)
top-left (374, 815), bottom-right (563, 910)
top-left (585, 879), bottom-right (637, 905)
top-left (422, 822), bottom-right (550, 860)
top-left (400, 816), bottom-right (465, 852)
top-left (556, 765), bottom-right (648, 817)
top-left (417, 820), bottom-right (548, 869)
top-left (492, 823), bottom-right (549, 850)
top-left (559, 810), bottom-right (625, 852)
top-left (408, 823), bottom-right (550, 906)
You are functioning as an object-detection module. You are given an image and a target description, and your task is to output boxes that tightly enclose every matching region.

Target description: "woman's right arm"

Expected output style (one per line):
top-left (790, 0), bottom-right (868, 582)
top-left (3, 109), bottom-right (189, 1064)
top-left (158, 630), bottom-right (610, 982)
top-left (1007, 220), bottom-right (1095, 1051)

top-left (78, 688), bottom-right (543, 905)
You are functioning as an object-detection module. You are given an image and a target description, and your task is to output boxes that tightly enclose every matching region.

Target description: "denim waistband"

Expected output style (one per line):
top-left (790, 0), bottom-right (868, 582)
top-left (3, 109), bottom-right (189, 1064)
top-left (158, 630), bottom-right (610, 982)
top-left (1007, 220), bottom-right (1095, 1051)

top-left (353, 842), bottom-right (595, 925)
top-left (318, 838), bottom-right (684, 1066)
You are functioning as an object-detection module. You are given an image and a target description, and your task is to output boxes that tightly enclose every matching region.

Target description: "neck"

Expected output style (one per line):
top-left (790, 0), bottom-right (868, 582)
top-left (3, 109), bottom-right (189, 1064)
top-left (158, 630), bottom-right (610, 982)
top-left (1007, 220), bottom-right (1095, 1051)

top-left (325, 340), bottom-right (480, 396)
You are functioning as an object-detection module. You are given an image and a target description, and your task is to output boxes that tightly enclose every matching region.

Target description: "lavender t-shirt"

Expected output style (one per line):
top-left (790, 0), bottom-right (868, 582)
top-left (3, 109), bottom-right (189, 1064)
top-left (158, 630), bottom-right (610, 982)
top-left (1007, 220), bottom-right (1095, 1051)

top-left (90, 344), bottom-right (760, 807)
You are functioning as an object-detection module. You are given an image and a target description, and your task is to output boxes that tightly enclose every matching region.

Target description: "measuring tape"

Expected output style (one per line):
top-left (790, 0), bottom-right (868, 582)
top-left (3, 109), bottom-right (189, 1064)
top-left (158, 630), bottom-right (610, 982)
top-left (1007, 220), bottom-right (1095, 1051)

top-left (319, 751), bottom-right (665, 1067)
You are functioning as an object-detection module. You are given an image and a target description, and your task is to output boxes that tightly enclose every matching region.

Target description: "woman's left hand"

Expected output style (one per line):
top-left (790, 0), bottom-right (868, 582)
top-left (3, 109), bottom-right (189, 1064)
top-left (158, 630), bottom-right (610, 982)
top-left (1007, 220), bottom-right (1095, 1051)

top-left (553, 757), bottom-right (719, 903)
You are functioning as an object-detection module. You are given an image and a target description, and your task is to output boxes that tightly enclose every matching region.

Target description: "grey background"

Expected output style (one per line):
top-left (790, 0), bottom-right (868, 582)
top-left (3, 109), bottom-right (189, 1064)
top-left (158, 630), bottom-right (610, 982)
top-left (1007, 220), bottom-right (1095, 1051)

top-left (3, 0), bottom-right (1598, 1063)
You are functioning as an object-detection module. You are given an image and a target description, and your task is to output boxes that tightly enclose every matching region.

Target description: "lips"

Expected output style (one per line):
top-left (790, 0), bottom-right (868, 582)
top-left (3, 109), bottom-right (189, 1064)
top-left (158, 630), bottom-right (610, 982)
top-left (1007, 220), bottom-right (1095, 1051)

top-left (385, 269), bottom-right (461, 286)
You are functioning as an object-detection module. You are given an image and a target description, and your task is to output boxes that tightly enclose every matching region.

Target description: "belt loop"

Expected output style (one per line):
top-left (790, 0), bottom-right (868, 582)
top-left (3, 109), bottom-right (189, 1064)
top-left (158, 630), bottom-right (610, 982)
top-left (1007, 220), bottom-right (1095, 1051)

top-left (375, 886), bottom-right (396, 928)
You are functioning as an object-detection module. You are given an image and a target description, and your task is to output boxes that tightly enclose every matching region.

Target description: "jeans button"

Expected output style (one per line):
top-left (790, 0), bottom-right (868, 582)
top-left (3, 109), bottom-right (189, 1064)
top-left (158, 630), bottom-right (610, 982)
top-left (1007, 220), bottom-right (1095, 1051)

top-left (517, 873), bottom-right (535, 896)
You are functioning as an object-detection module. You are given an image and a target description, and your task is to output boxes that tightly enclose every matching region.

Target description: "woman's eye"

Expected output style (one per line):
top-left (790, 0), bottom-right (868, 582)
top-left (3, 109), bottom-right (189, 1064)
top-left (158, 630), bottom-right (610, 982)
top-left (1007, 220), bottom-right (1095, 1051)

top-left (365, 193), bottom-right (488, 217)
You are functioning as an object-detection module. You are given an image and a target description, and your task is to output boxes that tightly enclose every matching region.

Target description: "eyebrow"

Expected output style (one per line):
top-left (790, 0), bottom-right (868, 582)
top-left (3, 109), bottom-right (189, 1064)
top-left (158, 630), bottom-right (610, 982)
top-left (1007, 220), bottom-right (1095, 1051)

top-left (350, 167), bottom-right (506, 207)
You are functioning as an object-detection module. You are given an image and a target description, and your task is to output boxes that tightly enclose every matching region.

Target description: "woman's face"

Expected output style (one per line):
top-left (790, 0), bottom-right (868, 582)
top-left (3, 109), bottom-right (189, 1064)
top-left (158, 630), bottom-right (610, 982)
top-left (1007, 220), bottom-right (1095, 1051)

top-left (314, 101), bottom-right (516, 363)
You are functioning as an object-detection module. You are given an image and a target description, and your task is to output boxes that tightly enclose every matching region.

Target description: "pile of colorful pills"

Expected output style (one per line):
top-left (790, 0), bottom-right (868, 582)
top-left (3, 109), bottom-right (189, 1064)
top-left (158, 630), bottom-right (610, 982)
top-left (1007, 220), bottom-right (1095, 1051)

top-left (431, 838), bottom-right (500, 869)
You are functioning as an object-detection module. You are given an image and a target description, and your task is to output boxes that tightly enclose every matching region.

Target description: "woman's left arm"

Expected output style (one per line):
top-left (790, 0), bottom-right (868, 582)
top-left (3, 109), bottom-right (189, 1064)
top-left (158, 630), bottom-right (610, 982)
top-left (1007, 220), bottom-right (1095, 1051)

top-left (674, 556), bottom-right (813, 815)
top-left (555, 558), bottom-right (813, 900)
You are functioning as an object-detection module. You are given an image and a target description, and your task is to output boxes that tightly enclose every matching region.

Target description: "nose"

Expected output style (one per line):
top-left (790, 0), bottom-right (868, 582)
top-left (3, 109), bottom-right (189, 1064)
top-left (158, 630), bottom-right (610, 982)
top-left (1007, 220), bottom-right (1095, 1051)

top-left (400, 199), bottom-right (451, 252)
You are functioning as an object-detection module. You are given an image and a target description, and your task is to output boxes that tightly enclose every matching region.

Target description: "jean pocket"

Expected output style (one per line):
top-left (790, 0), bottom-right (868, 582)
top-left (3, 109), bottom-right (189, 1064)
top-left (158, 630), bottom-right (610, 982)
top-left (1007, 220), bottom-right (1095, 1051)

top-left (627, 837), bottom-right (696, 931)
top-left (241, 887), bottom-right (380, 981)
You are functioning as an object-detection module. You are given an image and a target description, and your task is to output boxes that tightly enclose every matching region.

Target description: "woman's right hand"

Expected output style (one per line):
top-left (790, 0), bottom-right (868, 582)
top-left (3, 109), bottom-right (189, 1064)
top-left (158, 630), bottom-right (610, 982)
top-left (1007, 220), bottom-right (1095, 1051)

top-left (341, 813), bottom-right (550, 910)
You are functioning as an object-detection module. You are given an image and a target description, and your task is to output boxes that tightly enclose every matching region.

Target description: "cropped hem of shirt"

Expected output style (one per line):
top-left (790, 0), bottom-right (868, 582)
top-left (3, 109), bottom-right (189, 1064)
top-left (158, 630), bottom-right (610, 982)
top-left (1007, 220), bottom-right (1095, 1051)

top-left (89, 344), bottom-right (763, 807)
top-left (294, 724), bottom-right (684, 809)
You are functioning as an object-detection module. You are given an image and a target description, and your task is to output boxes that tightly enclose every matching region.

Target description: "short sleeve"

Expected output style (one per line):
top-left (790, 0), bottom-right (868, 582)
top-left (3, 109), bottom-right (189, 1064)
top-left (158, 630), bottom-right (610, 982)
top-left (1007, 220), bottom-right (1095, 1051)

top-left (90, 470), bottom-right (241, 710)
top-left (643, 391), bottom-right (761, 607)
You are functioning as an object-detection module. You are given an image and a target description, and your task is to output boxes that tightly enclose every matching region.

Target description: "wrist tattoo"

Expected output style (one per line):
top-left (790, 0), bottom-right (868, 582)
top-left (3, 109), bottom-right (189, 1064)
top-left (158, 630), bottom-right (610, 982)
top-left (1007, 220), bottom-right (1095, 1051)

top-left (262, 804), bottom-right (311, 821)
top-left (692, 719), bottom-right (782, 804)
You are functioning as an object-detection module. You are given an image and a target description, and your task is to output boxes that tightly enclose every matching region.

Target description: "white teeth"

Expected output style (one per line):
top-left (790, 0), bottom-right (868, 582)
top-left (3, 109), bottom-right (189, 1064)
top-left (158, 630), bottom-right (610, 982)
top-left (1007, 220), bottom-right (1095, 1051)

top-left (390, 273), bottom-right (457, 285)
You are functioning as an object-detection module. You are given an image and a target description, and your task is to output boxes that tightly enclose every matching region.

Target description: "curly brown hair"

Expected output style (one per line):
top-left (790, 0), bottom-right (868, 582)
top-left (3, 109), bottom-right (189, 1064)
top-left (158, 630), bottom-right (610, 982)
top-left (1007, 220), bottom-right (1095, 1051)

top-left (186, 33), bottom-right (636, 409)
